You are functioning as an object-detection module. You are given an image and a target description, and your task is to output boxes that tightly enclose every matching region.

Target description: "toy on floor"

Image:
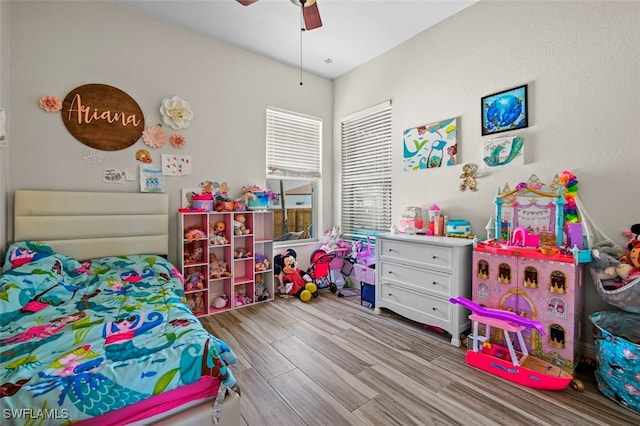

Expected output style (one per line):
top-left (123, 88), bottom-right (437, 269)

top-left (450, 296), bottom-right (577, 391)
top-left (184, 266), bottom-right (205, 290)
top-left (273, 248), bottom-right (317, 302)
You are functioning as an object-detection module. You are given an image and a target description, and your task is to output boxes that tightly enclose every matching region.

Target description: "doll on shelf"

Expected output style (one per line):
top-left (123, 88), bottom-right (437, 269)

top-left (209, 221), bottom-right (229, 245)
top-left (186, 293), bottom-right (196, 312)
top-left (185, 240), bottom-right (204, 264)
top-left (193, 292), bottom-right (205, 313)
top-left (184, 266), bottom-right (205, 291)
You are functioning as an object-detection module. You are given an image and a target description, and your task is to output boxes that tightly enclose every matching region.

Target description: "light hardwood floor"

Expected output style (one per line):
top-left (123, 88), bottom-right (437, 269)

top-left (200, 292), bottom-right (640, 426)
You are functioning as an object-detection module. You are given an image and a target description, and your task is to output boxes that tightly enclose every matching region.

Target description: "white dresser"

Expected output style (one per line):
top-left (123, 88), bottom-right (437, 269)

top-left (375, 233), bottom-right (473, 347)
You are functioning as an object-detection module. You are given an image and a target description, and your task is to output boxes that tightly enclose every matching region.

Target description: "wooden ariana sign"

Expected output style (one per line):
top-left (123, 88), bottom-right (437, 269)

top-left (61, 84), bottom-right (144, 151)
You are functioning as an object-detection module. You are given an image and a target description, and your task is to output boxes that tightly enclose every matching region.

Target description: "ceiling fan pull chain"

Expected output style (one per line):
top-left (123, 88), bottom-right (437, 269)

top-left (299, 5), bottom-right (304, 86)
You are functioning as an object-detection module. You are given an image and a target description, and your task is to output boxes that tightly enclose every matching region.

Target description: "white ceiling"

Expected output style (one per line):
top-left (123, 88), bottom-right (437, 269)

top-left (117, 0), bottom-right (478, 80)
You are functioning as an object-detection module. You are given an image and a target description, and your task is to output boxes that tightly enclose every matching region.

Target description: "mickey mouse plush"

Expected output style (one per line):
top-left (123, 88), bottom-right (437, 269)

top-left (273, 249), bottom-right (318, 302)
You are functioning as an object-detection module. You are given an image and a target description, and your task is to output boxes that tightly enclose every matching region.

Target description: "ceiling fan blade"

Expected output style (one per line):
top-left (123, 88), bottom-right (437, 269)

top-left (303, 2), bottom-right (322, 30)
top-left (236, 0), bottom-right (258, 6)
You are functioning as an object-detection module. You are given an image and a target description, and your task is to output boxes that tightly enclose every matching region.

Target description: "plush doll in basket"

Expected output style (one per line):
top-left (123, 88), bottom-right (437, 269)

top-left (591, 241), bottom-right (633, 283)
top-left (273, 249), bottom-right (317, 302)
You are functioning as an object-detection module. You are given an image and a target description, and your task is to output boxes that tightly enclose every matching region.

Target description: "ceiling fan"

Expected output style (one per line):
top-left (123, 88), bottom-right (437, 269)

top-left (236, 0), bottom-right (323, 30)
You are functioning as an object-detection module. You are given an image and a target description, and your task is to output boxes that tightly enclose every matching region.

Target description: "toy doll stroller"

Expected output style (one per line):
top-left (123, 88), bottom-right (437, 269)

top-left (306, 248), bottom-right (348, 295)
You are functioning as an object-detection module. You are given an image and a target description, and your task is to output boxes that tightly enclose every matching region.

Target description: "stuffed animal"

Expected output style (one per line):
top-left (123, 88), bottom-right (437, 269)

top-left (629, 240), bottom-right (640, 270)
top-left (209, 253), bottom-right (231, 279)
top-left (459, 163), bottom-right (478, 192)
top-left (623, 223), bottom-right (640, 250)
top-left (234, 214), bottom-right (250, 235)
top-left (211, 294), bottom-right (229, 309)
top-left (255, 253), bottom-right (270, 271)
top-left (590, 241), bottom-right (633, 281)
top-left (184, 266), bottom-right (205, 290)
top-left (273, 249), bottom-right (317, 302)
top-left (184, 240), bottom-right (204, 264)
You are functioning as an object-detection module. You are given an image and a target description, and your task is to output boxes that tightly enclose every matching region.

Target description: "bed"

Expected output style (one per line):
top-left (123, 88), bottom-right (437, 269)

top-left (1, 190), bottom-right (240, 425)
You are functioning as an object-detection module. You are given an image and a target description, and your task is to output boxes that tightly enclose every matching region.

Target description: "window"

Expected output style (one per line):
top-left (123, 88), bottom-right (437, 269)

top-left (266, 107), bottom-right (322, 242)
top-left (341, 100), bottom-right (392, 241)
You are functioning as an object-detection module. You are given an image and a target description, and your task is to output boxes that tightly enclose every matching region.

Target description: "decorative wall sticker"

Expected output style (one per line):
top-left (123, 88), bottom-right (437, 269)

top-left (160, 96), bottom-right (193, 129)
top-left (82, 148), bottom-right (105, 164)
top-left (39, 96), bottom-right (62, 113)
top-left (481, 85), bottom-right (528, 136)
top-left (483, 136), bottom-right (524, 168)
top-left (142, 126), bottom-right (167, 148)
top-left (403, 117), bottom-right (457, 171)
top-left (170, 133), bottom-right (186, 148)
top-left (140, 164), bottom-right (164, 193)
top-left (135, 149), bottom-right (152, 163)
top-left (61, 84), bottom-right (144, 151)
top-left (162, 154), bottom-right (192, 176)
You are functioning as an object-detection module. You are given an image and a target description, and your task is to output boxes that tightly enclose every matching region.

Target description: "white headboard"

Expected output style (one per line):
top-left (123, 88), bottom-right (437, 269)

top-left (14, 190), bottom-right (169, 260)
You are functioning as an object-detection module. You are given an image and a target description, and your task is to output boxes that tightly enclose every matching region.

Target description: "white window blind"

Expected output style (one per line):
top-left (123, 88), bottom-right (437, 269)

top-left (266, 107), bottom-right (322, 178)
top-left (341, 100), bottom-right (392, 240)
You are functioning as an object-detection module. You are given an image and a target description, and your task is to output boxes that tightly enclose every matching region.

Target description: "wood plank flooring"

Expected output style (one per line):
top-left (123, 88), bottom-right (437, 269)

top-left (200, 292), bottom-right (640, 426)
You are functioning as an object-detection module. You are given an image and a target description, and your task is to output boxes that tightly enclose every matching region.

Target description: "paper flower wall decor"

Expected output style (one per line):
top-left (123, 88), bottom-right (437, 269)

top-left (170, 133), bottom-right (186, 149)
top-left (39, 95), bottom-right (62, 112)
top-left (142, 126), bottom-right (167, 148)
top-left (160, 96), bottom-right (193, 129)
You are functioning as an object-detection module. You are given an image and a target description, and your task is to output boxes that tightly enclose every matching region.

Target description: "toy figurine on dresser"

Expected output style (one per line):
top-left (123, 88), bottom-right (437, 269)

top-left (471, 173), bottom-right (591, 380)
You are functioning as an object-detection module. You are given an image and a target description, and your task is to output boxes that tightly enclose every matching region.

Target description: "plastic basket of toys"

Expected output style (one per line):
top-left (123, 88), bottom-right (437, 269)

top-left (590, 311), bottom-right (640, 413)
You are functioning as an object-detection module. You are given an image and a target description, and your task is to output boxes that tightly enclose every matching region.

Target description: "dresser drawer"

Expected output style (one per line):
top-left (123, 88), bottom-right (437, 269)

top-left (379, 260), bottom-right (452, 297)
top-left (379, 238), bottom-right (452, 270)
top-left (378, 281), bottom-right (451, 323)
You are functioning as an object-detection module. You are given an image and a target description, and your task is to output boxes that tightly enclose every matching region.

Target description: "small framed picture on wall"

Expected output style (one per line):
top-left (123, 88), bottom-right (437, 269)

top-left (481, 84), bottom-right (528, 136)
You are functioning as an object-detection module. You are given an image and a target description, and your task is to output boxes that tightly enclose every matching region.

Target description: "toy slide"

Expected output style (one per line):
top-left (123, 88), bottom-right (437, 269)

top-left (449, 296), bottom-right (545, 335)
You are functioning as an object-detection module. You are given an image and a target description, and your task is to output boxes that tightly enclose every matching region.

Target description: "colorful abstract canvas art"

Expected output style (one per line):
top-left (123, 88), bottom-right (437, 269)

top-left (403, 117), bottom-right (457, 171)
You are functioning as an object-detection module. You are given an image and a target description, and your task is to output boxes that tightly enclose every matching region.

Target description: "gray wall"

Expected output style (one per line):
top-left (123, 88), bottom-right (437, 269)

top-left (333, 0), bottom-right (640, 351)
top-left (0, 0), bottom-right (334, 264)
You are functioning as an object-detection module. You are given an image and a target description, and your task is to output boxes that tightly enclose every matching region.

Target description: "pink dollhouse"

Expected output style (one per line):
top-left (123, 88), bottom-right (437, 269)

top-left (472, 174), bottom-right (585, 373)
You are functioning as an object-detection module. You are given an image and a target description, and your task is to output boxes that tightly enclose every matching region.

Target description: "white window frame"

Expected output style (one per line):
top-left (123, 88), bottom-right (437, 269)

top-left (266, 107), bottom-right (322, 243)
top-left (340, 100), bottom-right (392, 241)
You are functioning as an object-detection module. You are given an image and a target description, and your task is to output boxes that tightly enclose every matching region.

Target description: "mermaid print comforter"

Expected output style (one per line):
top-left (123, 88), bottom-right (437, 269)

top-left (0, 241), bottom-right (237, 425)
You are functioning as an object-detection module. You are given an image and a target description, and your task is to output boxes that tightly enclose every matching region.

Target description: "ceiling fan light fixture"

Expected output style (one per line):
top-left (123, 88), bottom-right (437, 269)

top-left (290, 0), bottom-right (316, 7)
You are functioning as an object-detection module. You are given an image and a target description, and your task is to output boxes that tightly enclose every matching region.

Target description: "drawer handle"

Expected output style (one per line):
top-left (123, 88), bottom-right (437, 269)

top-left (388, 248), bottom-right (393, 252)
top-left (432, 281), bottom-right (437, 285)
top-left (387, 270), bottom-right (393, 274)
top-left (432, 306), bottom-right (437, 311)
top-left (388, 292), bottom-right (393, 296)
top-left (432, 255), bottom-right (437, 259)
